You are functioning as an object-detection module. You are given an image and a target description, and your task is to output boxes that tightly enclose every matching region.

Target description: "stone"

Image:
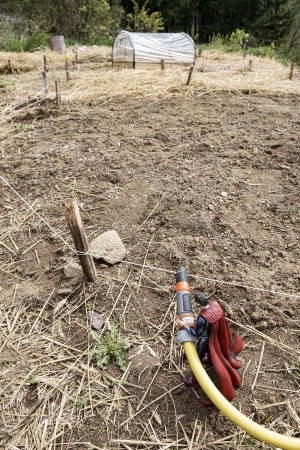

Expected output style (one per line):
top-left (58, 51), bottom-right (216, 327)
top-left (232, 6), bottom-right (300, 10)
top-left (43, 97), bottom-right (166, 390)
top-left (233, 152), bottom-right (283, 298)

top-left (90, 230), bottom-right (126, 265)
top-left (221, 191), bottom-right (228, 197)
top-left (88, 310), bottom-right (104, 330)
top-left (64, 261), bottom-right (83, 279)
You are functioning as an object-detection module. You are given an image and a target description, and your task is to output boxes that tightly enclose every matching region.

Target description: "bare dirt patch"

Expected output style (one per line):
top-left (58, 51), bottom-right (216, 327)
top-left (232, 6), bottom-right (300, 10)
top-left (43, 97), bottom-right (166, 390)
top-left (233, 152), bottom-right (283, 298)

top-left (0, 58), bottom-right (300, 449)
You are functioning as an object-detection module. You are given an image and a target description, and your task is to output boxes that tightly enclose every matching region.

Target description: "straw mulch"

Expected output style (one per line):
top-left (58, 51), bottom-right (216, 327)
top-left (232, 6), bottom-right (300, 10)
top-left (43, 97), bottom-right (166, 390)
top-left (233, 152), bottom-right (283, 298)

top-left (0, 48), bottom-right (299, 118)
top-left (0, 46), bottom-right (111, 74)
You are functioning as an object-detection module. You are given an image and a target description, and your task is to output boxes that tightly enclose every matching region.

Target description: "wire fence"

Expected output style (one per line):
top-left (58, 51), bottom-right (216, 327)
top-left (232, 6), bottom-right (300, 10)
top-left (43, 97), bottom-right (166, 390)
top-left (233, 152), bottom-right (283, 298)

top-left (0, 173), bottom-right (300, 300)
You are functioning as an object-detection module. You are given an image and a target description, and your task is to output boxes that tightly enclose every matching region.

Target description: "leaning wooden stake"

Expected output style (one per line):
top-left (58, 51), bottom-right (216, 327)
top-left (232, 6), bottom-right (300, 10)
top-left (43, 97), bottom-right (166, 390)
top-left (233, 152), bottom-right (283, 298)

top-left (63, 199), bottom-right (97, 282)
top-left (8, 60), bottom-right (14, 74)
top-left (42, 71), bottom-right (48, 93)
top-left (289, 59), bottom-right (295, 80)
top-left (186, 65), bottom-right (194, 86)
top-left (161, 60), bottom-right (165, 71)
top-left (43, 55), bottom-right (48, 72)
top-left (65, 62), bottom-right (71, 81)
top-left (55, 80), bottom-right (62, 108)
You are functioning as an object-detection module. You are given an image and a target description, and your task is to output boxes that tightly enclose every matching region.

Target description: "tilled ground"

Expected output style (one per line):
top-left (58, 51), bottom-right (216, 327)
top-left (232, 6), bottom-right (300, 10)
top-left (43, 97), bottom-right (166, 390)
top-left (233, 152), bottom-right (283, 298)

top-left (0, 91), bottom-right (300, 449)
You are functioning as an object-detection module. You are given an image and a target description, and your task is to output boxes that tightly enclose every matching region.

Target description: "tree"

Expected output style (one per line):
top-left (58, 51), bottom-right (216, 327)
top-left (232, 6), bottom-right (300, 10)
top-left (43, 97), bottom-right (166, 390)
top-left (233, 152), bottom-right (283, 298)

top-left (126, 0), bottom-right (164, 32)
top-left (1, 0), bottom-right (124, 43)
top-left (252, 0), bottom-right (298, 43)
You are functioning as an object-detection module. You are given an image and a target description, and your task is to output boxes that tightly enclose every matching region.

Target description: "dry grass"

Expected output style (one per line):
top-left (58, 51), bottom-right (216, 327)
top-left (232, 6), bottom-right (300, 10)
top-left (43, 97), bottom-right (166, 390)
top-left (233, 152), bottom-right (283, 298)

top-left (0, 47), bottom-right (299, 125)
top-left (0, 46), bottom-right (111, 74)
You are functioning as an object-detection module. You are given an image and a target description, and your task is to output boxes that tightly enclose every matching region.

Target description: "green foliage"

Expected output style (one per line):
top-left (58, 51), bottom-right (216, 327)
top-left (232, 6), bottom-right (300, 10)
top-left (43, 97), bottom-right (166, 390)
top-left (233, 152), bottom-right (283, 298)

top-left (88, 323), bottom-right (132, 371)
top-left (228, 29), bottom-right (249, 49)
top-left (26, 374), bottom-right (39, 384)
top-left (6, 32), bottom-right (49, 52)
top-left (14, 125), bottom-right (26, 133)
top-left (2, 0), bottom-right (123, 45)
top-left (252, 0), bottom-right (298, 44)
top-left (284, 357), bottom-right (300, 381)
top-left (126, 0), bottom-right (164, 32)
top-left (209, 33), bottom-right (227, 50)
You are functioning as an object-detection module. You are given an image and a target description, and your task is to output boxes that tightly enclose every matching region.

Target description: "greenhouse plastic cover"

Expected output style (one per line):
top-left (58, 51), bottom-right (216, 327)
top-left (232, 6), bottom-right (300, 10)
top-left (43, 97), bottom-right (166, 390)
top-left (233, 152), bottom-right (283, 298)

top-left (112, 31), bottom-right (195, 64)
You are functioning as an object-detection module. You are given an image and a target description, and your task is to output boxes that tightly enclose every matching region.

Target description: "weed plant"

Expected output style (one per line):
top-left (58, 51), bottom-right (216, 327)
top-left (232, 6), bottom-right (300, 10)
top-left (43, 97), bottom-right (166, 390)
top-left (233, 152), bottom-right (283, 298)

top-left (89, 323), bottom-right (132, 371)
top-left (199, 29), bottom-right (299, 65)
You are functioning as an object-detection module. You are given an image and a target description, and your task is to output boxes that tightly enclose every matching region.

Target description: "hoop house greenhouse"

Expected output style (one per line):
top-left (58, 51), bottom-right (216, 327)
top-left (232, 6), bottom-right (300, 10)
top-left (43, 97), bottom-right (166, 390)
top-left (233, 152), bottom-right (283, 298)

top-left (112, 31), bottom-right (196, 69)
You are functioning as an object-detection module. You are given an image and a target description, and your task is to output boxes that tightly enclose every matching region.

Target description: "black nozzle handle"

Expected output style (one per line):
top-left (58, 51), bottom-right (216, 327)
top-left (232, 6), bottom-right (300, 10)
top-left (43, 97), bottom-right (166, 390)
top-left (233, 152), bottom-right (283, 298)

top-left (176, 266), bottom-right (188, 283)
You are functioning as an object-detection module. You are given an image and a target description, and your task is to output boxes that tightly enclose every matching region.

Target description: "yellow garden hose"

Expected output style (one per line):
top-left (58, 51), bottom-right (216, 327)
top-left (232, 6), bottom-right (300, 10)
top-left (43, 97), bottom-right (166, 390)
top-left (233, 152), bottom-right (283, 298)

top-left (184, 342), bottom-right (300, 450)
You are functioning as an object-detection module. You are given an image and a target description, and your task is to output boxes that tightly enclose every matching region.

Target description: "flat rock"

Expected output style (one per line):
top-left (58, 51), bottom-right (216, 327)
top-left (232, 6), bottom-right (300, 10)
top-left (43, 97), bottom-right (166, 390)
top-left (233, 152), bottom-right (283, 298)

top-left (90, 230), bottom-right (126, 264)
top-left (88, 310), bottom-right (104, 330)
top-left (64, 261), bottom-right (83, 279)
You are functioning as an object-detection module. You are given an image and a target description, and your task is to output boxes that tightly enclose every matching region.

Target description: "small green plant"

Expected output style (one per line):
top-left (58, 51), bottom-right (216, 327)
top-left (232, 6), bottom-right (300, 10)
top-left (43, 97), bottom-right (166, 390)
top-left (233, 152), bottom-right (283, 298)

top-left (89, 323), bottom-right (132, 371)
top-left (244, 437), bottom-right (260, 449)
top-left (284, 358), bottom-right (300, 381)
top-left (26, 374), bottom-right (39, 384)
top-left (87, 301), bottom-right (93, 311)
top-left (228, 29), bottom-right (249, 49)
top-left (209, 33), bottom-right (227, 49)
top-left (15, 125), bottom-right (31, 133)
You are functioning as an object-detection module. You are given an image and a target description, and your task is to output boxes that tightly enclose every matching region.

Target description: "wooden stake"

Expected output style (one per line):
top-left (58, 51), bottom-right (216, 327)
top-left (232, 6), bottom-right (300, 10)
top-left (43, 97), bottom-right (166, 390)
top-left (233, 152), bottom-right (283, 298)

top-left (161, 60), bottom-right (165, 71)
top-left (65, 61), bottom-right (71, 81)
top-left (198, 49), bottom-right (202, 57)
top-left (42, 71), bottom-right (48, 93)
top-left (55, 80), bottom-right (62, 108)
top-left (63, 199), bottom-right (97, 282)
top-left (43, 55), bottom-right (48, 72)
top-left (249, 59), bottom-right (253, 69)
top-left (8, 60), bottom-right (14, 74)
top-left (289, 59), bottom-right (295, 80)
top-left (186, 65), bottom-right (194, 86)
top-left (75, 50), bottom-right (78, 62)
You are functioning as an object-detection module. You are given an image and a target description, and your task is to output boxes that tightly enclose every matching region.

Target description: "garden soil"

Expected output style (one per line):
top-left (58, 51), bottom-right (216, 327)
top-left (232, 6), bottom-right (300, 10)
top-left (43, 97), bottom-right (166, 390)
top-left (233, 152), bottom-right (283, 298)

top-left (0, 82), bottom-right (300, 449)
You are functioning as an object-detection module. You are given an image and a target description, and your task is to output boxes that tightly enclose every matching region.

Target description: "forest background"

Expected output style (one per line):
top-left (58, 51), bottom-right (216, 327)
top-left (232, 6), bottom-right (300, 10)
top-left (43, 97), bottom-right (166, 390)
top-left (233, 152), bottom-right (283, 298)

top-left (0, 0), bottom-right (300, 62)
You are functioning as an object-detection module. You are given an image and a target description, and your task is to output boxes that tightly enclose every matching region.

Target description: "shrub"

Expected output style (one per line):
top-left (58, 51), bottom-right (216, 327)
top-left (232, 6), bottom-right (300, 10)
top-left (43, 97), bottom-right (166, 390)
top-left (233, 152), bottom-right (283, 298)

top-left (6, 32), bottom-right (49, 52)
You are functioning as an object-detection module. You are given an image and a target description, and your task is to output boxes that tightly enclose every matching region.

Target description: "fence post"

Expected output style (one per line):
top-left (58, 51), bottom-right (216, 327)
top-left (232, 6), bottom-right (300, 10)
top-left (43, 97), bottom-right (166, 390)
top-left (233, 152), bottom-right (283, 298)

top-left (8, 60), bottom-right (14, 74)
top-left (65, 61), bottom-right (71, 81)
top-left (43, 55), bottom-right (48, 72)
top-left (63, 199), bottom-right (97, 282)
top-left (161, 60), bottom-right (165, 71)
top-left (289, 60), bottom-right (295, 80)
top-left (42, 71), bottom-right (48, 93)
top-left (186, 65), bottom-right (194, 86)
top-left (55, 80), bottom-right (62, 108)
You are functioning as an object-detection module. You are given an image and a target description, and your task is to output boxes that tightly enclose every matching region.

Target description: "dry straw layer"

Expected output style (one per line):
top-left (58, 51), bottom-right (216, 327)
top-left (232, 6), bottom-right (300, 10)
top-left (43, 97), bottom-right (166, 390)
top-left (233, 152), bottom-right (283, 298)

top-left (0, 48), bottom-right (299, 119)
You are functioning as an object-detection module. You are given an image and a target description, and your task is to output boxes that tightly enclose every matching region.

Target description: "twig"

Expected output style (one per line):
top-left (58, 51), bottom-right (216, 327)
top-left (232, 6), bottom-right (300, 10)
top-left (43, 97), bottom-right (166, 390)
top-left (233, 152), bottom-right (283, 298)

top-left (228, 318), bottom-right (300, 355)
top-left (251, 341), bottom-right (265, 390)
top-left (136, 193), bottom-right (165, 231)
top-left (34, 249), bottom-right (41, 265)
top-left (189, 417), bottom-right (198, 450)
top-left (111, 439), bottom-right (186, 447)
top-left (22, 239), bottom-right (42, 254)
top-left (120, 383), bottom-right (183, 426)
top-left (241, 359), bottom-right (251, 387)
top-left (137, 234), bottom-right (154, 293)
top-left (137, 356), bottom-right (167, 410)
